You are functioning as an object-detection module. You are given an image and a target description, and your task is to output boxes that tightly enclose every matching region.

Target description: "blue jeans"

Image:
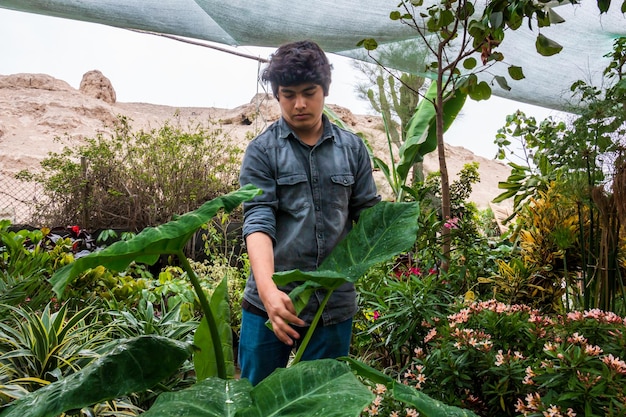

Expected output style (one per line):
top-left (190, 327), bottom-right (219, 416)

top-left (238, 309), bottom-right (353, 386)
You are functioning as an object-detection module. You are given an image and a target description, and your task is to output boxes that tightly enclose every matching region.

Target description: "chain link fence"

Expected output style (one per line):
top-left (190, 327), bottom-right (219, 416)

top-left (0, 171), bottom-right (44, 226)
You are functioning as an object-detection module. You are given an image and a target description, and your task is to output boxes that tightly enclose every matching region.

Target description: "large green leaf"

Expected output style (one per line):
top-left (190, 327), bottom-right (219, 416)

top-left (141, 377), bottom-right (253, 417)
top-left (272, 201), bottom-right (420, 291)
top-left (393, 383), bottom-right (479, 417)
top-left (194, 276), bottom-right (235, 380)
top-left (142, 359), bottom-right (373, 417)
top-left (0, 336), bottom-right (193, 417)
top-left (535, 33), bottom-right (563, 56)
top-left (49, 185), bottom-right (261, 296)
top-left (396, 83), bottom-right (467, 184)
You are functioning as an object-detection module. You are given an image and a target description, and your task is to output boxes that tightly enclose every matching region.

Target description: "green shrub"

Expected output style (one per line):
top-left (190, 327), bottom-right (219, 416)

top-left (21, 115), bottom-right (244, 231)
top-left (410, 163), bottom-right (506, 291)
top-left (355, 262), bottom-right (454, 371)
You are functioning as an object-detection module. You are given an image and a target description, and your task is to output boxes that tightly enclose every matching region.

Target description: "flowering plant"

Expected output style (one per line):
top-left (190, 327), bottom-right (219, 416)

top-left (354, 261), bottom-right (454, 370)
top-left (399, 300), bottom-right (626, 416)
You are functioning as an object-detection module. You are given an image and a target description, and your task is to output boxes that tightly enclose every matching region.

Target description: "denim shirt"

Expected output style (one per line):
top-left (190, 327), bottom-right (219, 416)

top-left (239, 115), bottom-right (381, 325)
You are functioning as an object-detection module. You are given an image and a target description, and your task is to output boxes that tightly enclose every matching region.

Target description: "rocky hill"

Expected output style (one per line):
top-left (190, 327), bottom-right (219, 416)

top-left (0, 71), bottom-right (513, 225)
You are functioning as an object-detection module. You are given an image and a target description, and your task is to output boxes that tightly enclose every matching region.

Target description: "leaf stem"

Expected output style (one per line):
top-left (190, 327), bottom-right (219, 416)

top-left (291, 289), bottom-right (334, 366)
top-left (177, 250), bottom-right (226, 379)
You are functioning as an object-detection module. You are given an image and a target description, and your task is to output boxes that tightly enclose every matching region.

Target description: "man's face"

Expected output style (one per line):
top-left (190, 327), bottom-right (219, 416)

top-left (277, 83), bottom-right (326, 138)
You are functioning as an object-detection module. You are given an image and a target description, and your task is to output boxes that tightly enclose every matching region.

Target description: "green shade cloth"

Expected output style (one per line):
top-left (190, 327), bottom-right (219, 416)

top-left (0, 0), bottom-right (624, 111)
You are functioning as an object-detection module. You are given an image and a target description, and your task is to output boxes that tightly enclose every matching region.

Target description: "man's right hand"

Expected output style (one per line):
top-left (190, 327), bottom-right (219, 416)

top-left (245, 232), bottom-right (306, 346)
top-left (260, 286), bottom-right (306, 346)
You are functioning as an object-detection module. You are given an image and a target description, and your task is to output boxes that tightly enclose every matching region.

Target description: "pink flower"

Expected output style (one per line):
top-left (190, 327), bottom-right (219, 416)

top-left (373, 384), bottom-right (387, 395)
top-left (584, 344), bottom-right (603, 356)
top-left (567, 332), bottom-right (587, 345)
top-left (514, 398), bottom-right (529, 414)
top-left (495, 350), bottom-right (505, 366)
top-left (408, 267), bottom-right (421, 276)
top-left (523, 366), bottom-right (536, 385)
top-left (544, 404), bottom-right (562, 417)
top-left (601, 354), bottom-right (626, 374)
top-left (413, 347), bottom-right (425, 359)
top-left (424, 328), bottom-right (437, 343)
top-left (543, 342), bottom-right (558, 352)
top-left (443, 217), bottom-right (459, 229)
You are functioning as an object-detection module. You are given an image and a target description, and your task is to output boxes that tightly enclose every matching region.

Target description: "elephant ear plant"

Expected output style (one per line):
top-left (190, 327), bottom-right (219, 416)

top-left (0, 185), bottom-right (477, 417)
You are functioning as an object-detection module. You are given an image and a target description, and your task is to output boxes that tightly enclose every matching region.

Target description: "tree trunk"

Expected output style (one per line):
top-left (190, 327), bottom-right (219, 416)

top-left (436, 60), bottom-right (451, 272)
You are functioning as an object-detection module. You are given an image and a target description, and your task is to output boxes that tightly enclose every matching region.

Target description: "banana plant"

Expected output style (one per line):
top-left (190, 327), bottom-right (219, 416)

top-left (327, 82), bottom-right (466, 202)
top-left (394, 82), bottom-right (466, 202)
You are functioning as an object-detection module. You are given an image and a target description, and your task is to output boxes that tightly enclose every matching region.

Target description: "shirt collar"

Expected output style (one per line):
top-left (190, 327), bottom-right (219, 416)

top-left (277, 114), bottom-right (334, 145)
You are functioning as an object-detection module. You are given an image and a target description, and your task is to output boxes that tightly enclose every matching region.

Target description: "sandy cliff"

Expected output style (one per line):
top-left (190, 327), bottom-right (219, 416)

top-left (0, 71), bottom-right (512, 224)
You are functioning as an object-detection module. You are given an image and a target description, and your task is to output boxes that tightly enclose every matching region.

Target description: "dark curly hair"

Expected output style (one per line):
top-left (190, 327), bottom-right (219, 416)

top-left (262, 40), bottom-right (332, 99)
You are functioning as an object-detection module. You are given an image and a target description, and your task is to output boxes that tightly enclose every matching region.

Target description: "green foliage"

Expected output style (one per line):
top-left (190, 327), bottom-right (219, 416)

top-left (371, 0), bottom-right (573, 107)
top-left (193, 276), bottom-right (235, 381)
top-left (360, 59), bottom-right (429, 185)
top-left (21, 115), bottom-right (244, 231)
top-left (400, 300), bottom-right (626, 417)
top-left (353, 174), bottom-right (509, 374)
top-left (107, 299), bottom-right (197, 341)
top-left (63, 250), bottom-right (247, 330)
top-left (0, 221), bottom-right (75, 311)
top-left (355, 264), bottom-right (454, 371)
top-left (355, 52), bottom-right (424, 148)
top-left (0, 303), bottom-right (107, 403)
top-left (49, 186), bottom-right (260, 296)
top-left (143, 359), bottom-right (374, 417)
top-left (412, 163), bottom-right (505, 283)
top-left (0, 335), bottom-right (193, 417)
top-left (350, 358), bottom-right (478, 417)
top-left (64, 263), bottom-right (151, 310)
top-left (97, 296), bottom-right (200, 409)
top-left (2, 189), bottom-right (458, 416)
top-left (271, 201), bottom-right (419, 327)
top-left (397, 85), bottom-right (467, 194)
top-left (493, 111), bottom-right (575, 212)
top-left (483, 185), bottom-right (583, 313)
top-left (360, 0), bottom-right (589, 265)
top-left (371, 82), bottom-right (467, 202)
top-left (494, 38), bottom-right (625, 214)
top-left (492, 38), bottom-right (626, 315)
top-left (49, 186), bottom-right (261, 381)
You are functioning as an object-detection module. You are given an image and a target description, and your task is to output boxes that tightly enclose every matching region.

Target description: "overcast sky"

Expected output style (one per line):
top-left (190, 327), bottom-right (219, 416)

top-left (0, 7), bottom-right (562, 159)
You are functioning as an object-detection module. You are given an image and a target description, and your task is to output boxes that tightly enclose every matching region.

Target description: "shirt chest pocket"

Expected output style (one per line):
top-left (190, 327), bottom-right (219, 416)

top-left (277, 173), bottom-right (310, 214)
top-left (329, 174), bottom-right (355, 209)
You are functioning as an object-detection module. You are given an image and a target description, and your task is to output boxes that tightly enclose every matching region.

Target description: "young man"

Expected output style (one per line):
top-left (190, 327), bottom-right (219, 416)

top-left (238, 40), bottom-right (381, 385)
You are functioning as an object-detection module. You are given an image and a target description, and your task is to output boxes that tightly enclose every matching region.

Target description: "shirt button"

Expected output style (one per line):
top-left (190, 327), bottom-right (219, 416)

top-left (315, 206), bottom-right (320, 211)
top-left (343, 179), bottom-right (348, 184)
